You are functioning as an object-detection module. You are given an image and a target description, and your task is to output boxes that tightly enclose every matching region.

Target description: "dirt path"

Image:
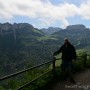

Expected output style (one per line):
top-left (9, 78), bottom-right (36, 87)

top-left (48, 69), bottom-right (90, 90)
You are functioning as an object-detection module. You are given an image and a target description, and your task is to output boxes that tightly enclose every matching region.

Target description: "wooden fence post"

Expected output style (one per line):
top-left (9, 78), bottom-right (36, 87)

top-left (52, 56), bottom-right (56, 76)
top-left (52, 56), bottom-right (55, 69)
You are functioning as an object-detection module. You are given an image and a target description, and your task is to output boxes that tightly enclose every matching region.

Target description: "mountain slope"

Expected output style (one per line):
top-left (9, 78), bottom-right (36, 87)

top-left (40, 27), bottom-right (62, 34)
top-left (0, 23), bottom-right (90, 76)
top-left (51, 24), bottom-right (90, 48)
top-left (0, 23), bottom-right (47, 76)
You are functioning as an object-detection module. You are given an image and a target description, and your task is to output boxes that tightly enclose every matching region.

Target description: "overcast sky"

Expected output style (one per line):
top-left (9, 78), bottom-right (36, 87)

top-left (0, 0), bottom-right (90, 29)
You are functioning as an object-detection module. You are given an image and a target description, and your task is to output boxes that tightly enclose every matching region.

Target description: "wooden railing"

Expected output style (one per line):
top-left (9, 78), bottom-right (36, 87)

top-left (0, 59), bottom-right (55, 90)
top-left (0, 53), bottom-right (89, 90)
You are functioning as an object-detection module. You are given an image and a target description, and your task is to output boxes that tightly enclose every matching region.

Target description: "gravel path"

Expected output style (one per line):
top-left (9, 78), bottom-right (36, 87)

top-left (48, 69), bottom-right (90, 90)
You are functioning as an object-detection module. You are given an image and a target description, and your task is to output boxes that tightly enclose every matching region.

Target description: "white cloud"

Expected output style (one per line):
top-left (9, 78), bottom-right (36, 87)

top-left (79, 0), bottom-right (90, 20)
top-left (61, 19), bottom-right (69, 29)
top-left (0, 0), bottom-right (90, 28)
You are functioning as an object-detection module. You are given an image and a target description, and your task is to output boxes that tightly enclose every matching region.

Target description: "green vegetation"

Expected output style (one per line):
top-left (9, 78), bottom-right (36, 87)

top-left (0, 63), bottom-right (53, 90)
top-left (38, 35), bottom-right (58, 41)
top-left (0, 23), bottom-right (90, 90)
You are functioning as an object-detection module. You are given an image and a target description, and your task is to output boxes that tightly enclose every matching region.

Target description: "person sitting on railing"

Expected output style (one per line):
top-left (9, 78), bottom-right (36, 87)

top-left (53, 38), bottom-right (77, 83)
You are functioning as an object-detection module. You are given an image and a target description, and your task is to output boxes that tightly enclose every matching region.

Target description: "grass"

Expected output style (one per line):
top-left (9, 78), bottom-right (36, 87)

top-left (37, 36), bottom-right (58, 41)
top-left (33, 29), bottom-right (43, 35)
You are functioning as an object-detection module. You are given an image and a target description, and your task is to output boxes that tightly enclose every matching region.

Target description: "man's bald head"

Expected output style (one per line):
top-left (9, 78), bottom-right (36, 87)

top-left (64, 38), bottom-right (69, 45)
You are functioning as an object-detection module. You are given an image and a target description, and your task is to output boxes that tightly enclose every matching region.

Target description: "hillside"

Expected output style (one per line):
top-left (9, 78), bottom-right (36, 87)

top-left (50, 24), bottom-right (90, 49)
top-left (0, 23), bottom-right (53, 76)
top-left (0, 23), bottom-right (90, 77)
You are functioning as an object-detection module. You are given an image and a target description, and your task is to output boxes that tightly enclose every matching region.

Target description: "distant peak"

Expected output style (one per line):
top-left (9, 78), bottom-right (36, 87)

top-left (66, 24), bottom-right (86, 30)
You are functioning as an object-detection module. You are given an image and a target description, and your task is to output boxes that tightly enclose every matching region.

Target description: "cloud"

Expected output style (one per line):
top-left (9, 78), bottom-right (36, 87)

top-left (0, 0), bottom-right (90, 28)
top-left (61, 19), bottom-right (69, 29)
top-left (79, 0), bottom-right (90, 20)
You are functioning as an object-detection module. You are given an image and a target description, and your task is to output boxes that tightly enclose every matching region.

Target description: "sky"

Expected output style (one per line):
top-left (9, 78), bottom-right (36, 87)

top-left (0, 0), bottom-right (90, 29)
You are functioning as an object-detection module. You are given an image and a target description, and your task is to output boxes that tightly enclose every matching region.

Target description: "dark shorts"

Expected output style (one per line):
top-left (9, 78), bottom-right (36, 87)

top-left (61, 60), bottom-right (73, 72)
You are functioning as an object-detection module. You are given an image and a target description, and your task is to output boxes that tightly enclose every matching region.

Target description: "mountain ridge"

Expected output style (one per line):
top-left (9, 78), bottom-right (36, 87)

top-left (0, 22), bottom-right (90, 76)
